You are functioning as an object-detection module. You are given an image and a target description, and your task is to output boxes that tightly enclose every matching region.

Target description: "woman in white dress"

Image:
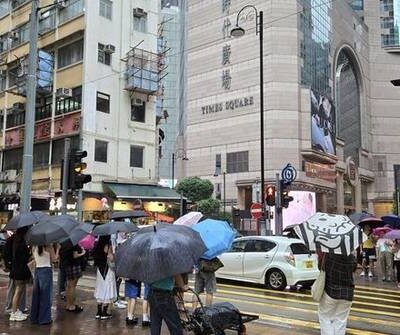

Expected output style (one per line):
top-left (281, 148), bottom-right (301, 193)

top-left (93, 235), bottom-right (117, 320)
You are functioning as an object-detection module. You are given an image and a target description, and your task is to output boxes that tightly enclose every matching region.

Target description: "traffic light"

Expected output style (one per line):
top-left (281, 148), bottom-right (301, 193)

top-left (265, 185), bottom-right (276, 206)
top-left (280, 180), bottom-right (294, 208)
top-left (68, 150), bottom-right (92, 190)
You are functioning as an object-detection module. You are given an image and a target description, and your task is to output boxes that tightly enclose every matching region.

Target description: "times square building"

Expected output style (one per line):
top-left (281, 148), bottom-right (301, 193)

top-left (185, 0), bottom-right (400, 229)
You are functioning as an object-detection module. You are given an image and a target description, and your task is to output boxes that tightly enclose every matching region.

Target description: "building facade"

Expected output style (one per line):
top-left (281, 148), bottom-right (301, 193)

top-left (186, 0), bottom-right (400, 227)
top-left (0, 0), bottom-right (162, 214)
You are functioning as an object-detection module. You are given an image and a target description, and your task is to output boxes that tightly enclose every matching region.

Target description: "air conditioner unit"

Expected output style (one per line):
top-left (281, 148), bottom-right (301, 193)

top-left (56, 87), bottom-right (72, 98)
top-left (56, 0), bottom-right (67, 9)
top-left (132, 98), bottom-right (143, 106)
top-left (4, 169), bottom-right (17, 182)
top-left (133, 8), bottom-right (146, 17)
top-left (104, 44), bottom-right (116, 54)
top-left (12, 102), bottom-right (24, 112)
top-left (9, 31), bottom-right (19, 40)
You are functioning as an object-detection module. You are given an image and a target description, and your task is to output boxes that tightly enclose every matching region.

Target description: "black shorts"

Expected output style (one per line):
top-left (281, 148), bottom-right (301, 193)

top-left (362, 248), bottom-right (376, 265)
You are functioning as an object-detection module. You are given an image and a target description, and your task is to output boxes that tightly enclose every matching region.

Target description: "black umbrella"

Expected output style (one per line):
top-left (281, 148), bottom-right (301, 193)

top-left (25, 215), bottom-right (80, 245)
top-left (60, 223), bottom-right (94, 249)
top-left (4, 211), bottom-right (49, 231)
top-left (110, 210), bottom-right (149, 220)
top-left (357, 217), bottom-right (384, 229)
top-left (92, 221), bottom-right (138, 236)
top-left (115, 223), bottom-right (207, 283)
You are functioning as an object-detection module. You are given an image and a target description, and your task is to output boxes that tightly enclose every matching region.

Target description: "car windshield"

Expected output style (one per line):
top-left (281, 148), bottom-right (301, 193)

top-left (290, 243), bottom-right (311, 255)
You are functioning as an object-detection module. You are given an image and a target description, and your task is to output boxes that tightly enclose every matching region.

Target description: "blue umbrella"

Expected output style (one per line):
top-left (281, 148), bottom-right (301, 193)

top-left (381, 215), bottom-right (400, 229)
top-left (192, 219), bottom-right (236, 260)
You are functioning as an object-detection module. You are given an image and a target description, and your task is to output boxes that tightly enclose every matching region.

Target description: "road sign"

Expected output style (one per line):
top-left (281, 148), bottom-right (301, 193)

top-left (250, 202), bottom-right (263, 219)
top-left (281, 163), bottom-right (297, 183)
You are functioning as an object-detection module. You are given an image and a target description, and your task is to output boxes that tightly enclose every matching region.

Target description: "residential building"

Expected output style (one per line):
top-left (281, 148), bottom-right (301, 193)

top-left (185, 0), bottom-right (400, 230)
top-left (0, 0), bottom-right (180, 217)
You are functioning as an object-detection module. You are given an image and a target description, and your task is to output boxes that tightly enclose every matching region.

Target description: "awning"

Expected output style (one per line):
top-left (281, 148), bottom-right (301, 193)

top-left (103, 182), bottom-right (185, 201)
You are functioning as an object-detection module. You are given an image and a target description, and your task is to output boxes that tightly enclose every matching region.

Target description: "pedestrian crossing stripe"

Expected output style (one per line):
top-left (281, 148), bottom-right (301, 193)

top-left (240, 310), bottom-right (389, 335)
top-left (211, 292), bottom-right (400, 329)
top-left (216, 289), bottom-right (400, 318)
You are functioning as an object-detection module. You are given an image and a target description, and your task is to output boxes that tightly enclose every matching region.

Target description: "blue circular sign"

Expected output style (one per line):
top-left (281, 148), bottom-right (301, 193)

top-left (281, 164), bottom-right (297, 183)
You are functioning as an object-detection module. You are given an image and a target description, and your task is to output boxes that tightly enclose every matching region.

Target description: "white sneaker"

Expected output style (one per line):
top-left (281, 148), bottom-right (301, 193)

top-left (114, 301), bottom-right (126, 309)
top-left (368, 271), bottom-right (373, 277)
top-left (119, 300), bottom-right (128, 305)
top-left (360, 271), bottom-right (365, 277)
top-left (9, 310), bottom-right (28, 321)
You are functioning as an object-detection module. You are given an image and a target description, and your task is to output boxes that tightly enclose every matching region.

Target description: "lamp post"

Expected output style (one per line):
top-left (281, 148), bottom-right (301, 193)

top-left (171, 149), bottom-right (188, 189)
top-left (231, 5), bottom-right (266, 234)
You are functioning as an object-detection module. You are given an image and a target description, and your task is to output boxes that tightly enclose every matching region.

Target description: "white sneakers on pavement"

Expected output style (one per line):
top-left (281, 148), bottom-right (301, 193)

top-left (113, 300), bottom-right (126, 309)
top-left (368, 271), bottom-right (373, 278)
top-left (360, 271), bottom-right (365, 277)
top-left (9, 310), bottom-right (28, 321)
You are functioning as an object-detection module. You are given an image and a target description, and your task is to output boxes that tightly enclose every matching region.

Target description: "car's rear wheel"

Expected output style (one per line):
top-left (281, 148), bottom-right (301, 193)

top-left (266, 269), bottom-right (287, 290)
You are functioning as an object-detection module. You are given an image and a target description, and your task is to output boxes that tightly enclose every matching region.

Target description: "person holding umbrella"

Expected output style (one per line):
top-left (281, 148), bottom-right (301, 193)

top-left (30, 243), bottom-right (60, 325)
top-left (93, 235), bottom-right (117, 320)
top-left (8, 226), bottom-right (32, 322)
top-left (359, 225), bottom-right (376, 278)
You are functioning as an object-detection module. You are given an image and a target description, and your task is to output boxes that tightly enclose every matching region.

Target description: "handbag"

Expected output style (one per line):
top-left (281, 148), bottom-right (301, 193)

top-left (311, 254), bottom-right (326, 302)
top-left (199, 258), bottom-right (224, 273)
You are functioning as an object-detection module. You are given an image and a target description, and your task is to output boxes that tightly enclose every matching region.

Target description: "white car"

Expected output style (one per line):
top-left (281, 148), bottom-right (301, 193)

top-left (216, 236), bottom-right (319, 290)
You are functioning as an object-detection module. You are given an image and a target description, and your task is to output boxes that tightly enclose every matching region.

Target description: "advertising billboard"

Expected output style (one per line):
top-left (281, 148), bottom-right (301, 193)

top-left (269, 191), bottom-right (316, 234)
top-left (311, 90), bottom-right (336, 155)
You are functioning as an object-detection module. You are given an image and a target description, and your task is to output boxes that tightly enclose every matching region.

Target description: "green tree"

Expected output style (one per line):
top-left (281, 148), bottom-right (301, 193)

top-left (197, 198), bottom-right (221, 216)
top-left (175, 177), bottom-right (214, 202)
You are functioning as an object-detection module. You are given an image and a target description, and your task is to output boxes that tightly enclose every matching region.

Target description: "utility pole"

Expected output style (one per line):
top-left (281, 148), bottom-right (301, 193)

top-left (61, 138), bottom-right (70, 215)
top-left (20, 0), bottom-right (39, 213)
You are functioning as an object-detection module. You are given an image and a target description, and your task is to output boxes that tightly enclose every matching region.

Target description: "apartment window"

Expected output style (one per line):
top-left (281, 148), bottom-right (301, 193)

top-left (95, 140), bottom-right (108, 163)
top-left (96, 92), bottom-right (110, 113)
top-left (59, 0), bottom-right (84, 24)
top-left (10, 23), bottom-right (30, 48)
top-left (8, 66), bottom-right (21, 88)
top-left (0, 71), bottom-right (6, 91)
top-left (130, 145), bottom-right (144, 168)
top-left (215, 153), bottom-right (222, 175)
top-left (226, 151), bottom-right (249, 173)
top-left (0, 0), bottom-right (9, 17)
top-left (57, 39), bottom-right (83, 68)
top-left (51, 136), bottom-right (79, 164)
top-left (99, 0), bottom-right (112, 19)
top-left (33, 142), bottom-right (50, 168)
top-left (133, 11), bottom-right (147, 33)
top-left (6, 109), bottom-right (25, 128)
top-left (98, 43), bottom-right (111, 65)
top-left (3, 148), bottom-right (23, 170)
top-left (131, 100), bottom-right (145, 122)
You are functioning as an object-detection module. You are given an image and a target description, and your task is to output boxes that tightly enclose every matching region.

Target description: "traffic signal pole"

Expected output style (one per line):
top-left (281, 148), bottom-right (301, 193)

top-left (61, 138), bottom-right (70, 215)
top-left (275, 172), bottom-right (283, 235)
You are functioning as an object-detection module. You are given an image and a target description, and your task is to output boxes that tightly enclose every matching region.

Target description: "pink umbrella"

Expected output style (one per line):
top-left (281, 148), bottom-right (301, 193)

top-left (78, 234), bottom-right (96, 250)
top-left (173, 212), bottom-right (203, 227)
top-left (373, 226), bottom-right (392, 238)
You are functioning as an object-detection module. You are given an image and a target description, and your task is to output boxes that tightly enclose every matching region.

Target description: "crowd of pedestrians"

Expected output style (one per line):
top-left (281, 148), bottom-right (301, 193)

top-left (359, 224), bottom-right (400, 288)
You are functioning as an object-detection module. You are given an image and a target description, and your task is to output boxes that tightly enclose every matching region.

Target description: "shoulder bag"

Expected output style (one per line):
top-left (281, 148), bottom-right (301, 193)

top-left (311, 253), bottom-right (326, 302)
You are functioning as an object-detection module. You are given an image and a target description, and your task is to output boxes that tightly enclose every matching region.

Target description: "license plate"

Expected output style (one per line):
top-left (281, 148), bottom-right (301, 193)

top-left (304, 260), bottom-right (314, 269)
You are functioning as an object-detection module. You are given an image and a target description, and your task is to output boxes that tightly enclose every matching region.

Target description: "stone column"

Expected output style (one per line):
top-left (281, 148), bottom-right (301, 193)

top-left (355, 179), bottom-right (362, 212)
top-left (320, 193), bottom-right (328, 212)
top-left (336, 172), bottom-right (344, 214)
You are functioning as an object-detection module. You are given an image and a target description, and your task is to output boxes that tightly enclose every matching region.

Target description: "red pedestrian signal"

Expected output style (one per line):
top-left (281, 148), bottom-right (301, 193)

top-left (265, 185), bottom-right (276, 206)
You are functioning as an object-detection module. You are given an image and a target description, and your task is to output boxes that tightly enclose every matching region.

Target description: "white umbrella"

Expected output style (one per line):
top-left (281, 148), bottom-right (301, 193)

top-left (173, 212), bottom-right (203, 227)
top-left (294, 212), bottom-right (367, 255)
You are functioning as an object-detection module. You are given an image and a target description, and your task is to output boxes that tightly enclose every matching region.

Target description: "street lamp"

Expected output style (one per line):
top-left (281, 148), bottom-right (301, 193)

top-left (171, 149), bottom-right (188, 189)
top-left (231, 5), bottom-right (266, 234)
top-left (214, 171), bottom-right (226, 215)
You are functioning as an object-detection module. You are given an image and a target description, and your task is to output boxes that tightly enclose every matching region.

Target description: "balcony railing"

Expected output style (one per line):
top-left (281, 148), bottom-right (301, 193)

top-left (11, 0), bottom-right (30, 10)
top-left (125, 48), bottom-right (160, 94)
top-left (59, 0), bottom-right (84, 24)
top-left (56, 95), bottom-right (81, 115)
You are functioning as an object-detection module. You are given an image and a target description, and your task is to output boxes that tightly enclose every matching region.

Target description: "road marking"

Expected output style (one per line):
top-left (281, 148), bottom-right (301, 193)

top-left (211, 292), bottom-right (400, 328)
top-left (216, 288), bottom-right (400, 318)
